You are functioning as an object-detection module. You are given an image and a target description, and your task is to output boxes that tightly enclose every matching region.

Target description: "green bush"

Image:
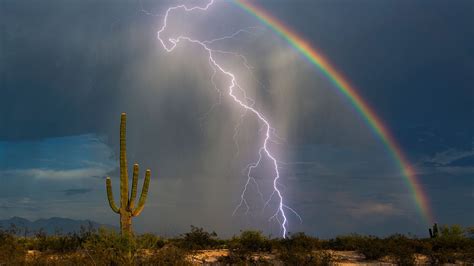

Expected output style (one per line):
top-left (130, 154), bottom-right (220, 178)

top-left (424, 224), bottom-right (474, 264)
top-left (231, 230), bottom-right (272, 253)
top-left (31, 232), bottom-right (82, 252)
top-left (278, 232), bottom-right (320, 252)
top-left (278, 250), bottom-right (332, 265)
top-left (325, 234), bottom-right (364, 251)
top-left (136, 233), bottom-right (166, 250)
top-left (0, 229), bottom-right (26, 265)
top-left (138, 245), bottom-right (190, 265)
top-left (276, 232), bottom-right (330, 265)
top-left (385, 234), bottom-right (416, 265)
top-left (356, 236), bottom-right (388, 260)
top-left (82, 227), bottom-right (137, 265)
top-left (2, 223), bottom-right (474, 264)
top-left (26, 225), bottom-right (97, 253)
top-left (222, 230), bottom-right (272, 262)
top-left (177, 225), bottom-right (219, 250)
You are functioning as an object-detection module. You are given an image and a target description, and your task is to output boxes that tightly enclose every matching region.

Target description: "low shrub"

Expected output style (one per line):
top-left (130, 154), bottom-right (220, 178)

top-left (386, 234), bottom-right (416, 265)
top-left (139, 245), bottom-right (189, 265)
top-left (276, 232), bottom-right (330, 265)
top-left (0, 229), bottom-right (26, 265)
top-left (82, 227), bottom-right (137, 265)
top-left (223, 230), bottom-right (272, 263)
top-left (325, 234), bottom-right (364, 251)
top-left (356, 236), bottom-right (388, 260)
top-left (230, 230), bottom-right (272, 253)
top-left (277, 232), bottom-right (320, 253)
top-left (177, 225), bottom-right (219, 250)
top-left (217, 251), bottom-right (248, 265)
top-left (136, 233), bottom-right (166, 250)
top-left (30, 232), bottom-right (82, 252)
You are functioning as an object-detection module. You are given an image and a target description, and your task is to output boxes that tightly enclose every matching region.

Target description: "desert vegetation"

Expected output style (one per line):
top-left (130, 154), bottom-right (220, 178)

top-left (0, 224), bottom-right (472, 265)
top-left (2, 115), bottom-right (471, 266)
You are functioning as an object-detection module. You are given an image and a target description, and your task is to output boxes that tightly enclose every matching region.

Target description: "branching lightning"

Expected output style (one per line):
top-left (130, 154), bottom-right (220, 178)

top-left (157, 0), bottom-right (299, 237)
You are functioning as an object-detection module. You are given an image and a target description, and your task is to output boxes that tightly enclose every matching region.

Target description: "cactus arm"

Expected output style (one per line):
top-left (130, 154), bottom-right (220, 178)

top-left (120, 113), bottom-right (129, 208)
top-left (132, 169), bottom-right (151, 217)
top-left (106, 177), bottom-right (120, 213)
top-left (433, 223), bottom-right (439, 237)
top-left (128, 163), bottom-right (139, 210)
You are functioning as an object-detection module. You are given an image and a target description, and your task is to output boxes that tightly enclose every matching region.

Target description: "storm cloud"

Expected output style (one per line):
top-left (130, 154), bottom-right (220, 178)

top-left (0, 0), bottom-right (472, 237)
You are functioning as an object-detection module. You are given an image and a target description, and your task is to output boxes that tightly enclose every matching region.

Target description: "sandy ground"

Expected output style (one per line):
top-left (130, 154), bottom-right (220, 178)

top-left (25, 249), bottom-right (443, 265)
top-left (187, 249), bottom-right (433, 265)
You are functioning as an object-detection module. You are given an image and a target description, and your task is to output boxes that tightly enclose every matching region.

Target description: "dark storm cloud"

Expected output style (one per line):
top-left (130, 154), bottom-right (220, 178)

top-left (0, 0), bottom-right (472, 236)
top-left (270, 0), bottom-right (474, 153)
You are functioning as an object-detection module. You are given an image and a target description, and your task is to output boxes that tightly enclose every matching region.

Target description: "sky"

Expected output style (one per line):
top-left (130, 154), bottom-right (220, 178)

top-left (0, 0), bottom-right (472, 238)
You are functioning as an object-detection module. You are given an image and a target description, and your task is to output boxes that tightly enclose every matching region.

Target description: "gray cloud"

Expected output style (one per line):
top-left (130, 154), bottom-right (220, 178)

top-left (1, 0), bottom-right (472, 237)
top-left (3, 168), bottom-right (112, 180)
top-left (61, 188), bottom-right (93, 196)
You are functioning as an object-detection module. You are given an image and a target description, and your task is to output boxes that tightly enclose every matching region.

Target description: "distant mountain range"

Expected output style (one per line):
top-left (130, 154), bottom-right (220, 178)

top-left (0, 217), bottom-right (115, 235)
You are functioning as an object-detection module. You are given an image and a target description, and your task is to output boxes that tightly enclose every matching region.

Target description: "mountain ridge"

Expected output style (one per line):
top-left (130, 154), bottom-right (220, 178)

top-left (0, 216), bottom-right (115, 235)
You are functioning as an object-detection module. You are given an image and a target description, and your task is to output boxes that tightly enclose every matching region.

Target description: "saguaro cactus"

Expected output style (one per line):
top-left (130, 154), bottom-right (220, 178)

top-left (429, 223), bottom-right (439, 238)
top-left (106, 113), bottom-right (151, 237)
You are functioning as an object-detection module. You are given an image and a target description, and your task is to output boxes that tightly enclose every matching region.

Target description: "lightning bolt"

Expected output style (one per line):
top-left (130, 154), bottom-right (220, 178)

top-left (157, 0), bottom-right (299, 238)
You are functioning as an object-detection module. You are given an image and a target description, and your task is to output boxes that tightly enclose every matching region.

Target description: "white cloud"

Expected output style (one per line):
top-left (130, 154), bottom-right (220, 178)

top-left (422, 148), bottom-right (474, 165)
top-left (415, 147), bottom-right (474, 175)
top-left (3, 167), bottom-right (112, 180)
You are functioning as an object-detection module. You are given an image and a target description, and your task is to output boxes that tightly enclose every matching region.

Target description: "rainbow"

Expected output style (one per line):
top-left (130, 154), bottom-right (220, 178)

top-left (233, 0), bottom-right (434, 224)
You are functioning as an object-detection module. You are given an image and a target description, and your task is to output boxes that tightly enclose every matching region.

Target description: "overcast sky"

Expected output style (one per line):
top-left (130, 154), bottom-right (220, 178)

top-left (0, 0), bottom-right (472, 238)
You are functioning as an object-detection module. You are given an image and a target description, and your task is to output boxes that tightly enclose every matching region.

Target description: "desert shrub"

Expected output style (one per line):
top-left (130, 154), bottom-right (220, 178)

top-left (424, 224), bottom-right (474, 264)
top-left (427, 239), bottom-right (464, 264)
top-left (311, 251), bottom-right (333, 266)
top-left (278, 250), bottom-right (332, 265)
top-left (385, 234), bottom-right (416, 265)
top-left (466, 226), bottom-right (474, 239)
top-left (177, 225), bottom-right (219, 250)
top-left (27, 225), bottom-right (96, 253)
top-left (218, 250), bottom-right (272, 265)
top-left (427, 249), bottom-right (458, 264)
top-left (139, 245), bottom-right (189, 265)
top-left (276, 232), bottom-right (329, 265)
top-left (325, 234), bottom-right (364, 251)
top-left (0, 229), bottom-right (26, 265)
top-left (276, 232), bottom-right (312, 262)
top-left (356, 236), bottom-right (388, 260)
top-left (233, 230), bottom-right (272, 253)
top-left (30, 232), bottom-right (83, 253)
top-left (224, 230), bottom-right (272, 262)
top-left (459, 244), bottom-right (474, 264)
top-left (217, 251), bottom-right (248, 265)
top-left (411, 238), bottom-right (432, 255)
top-left (136, 233), bottom-right (166, 250)
top-left (440, 224), bottom-right (464, 239)
top-left (278, 232), bottom-right (320, 252)
top-left (82, 227), bottom-right (137, 265)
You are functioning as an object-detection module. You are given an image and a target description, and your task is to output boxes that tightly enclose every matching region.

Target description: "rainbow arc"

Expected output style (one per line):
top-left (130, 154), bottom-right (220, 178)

top-left (234, 0), bottom-right (434, 224)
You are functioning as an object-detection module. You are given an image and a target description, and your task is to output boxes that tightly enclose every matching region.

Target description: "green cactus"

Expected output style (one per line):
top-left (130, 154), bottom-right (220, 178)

top-left (106, 113), bottom-right (151, 237)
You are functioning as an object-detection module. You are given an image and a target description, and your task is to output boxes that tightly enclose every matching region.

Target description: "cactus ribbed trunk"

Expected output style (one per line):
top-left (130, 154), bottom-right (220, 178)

top-left (120, 114), bottom-right (129, 210)
top-left (429, 223), bottom-right (439, 238)
top-left (105, 113), bottom-right (152, 238)
top-left (120, 209), bottom-right (132, 237)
